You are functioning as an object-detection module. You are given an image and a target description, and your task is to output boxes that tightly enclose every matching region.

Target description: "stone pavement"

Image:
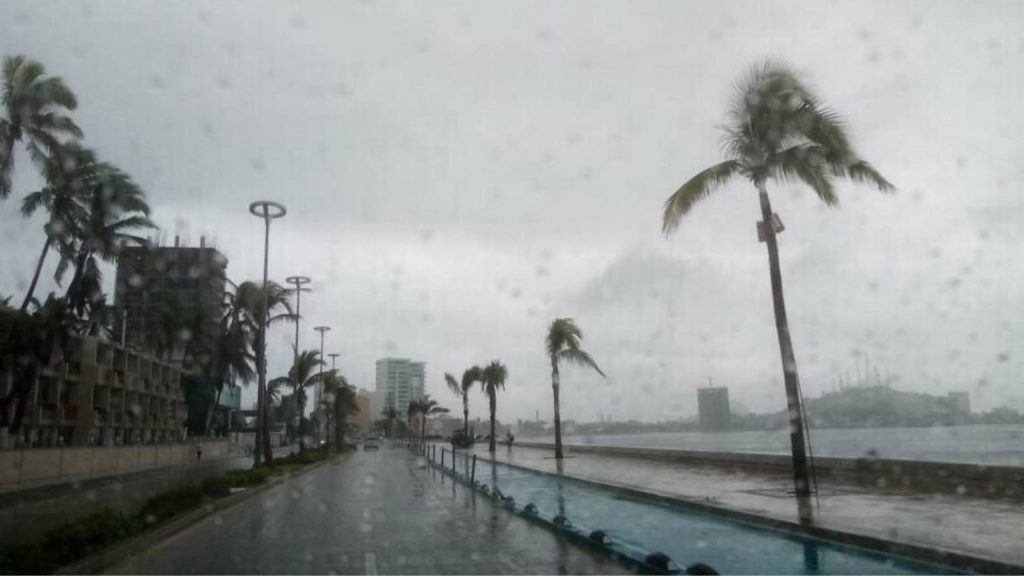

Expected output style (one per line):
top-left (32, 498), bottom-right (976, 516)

top-left (0, 446), bottom-right (293, 545)
top-left (468, 443), bottom-right (1024, 569)
top-left (108, 445), bottom-right (622, 574)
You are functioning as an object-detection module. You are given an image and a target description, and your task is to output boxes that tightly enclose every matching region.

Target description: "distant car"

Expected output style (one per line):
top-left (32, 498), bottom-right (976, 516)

top-left (363, 438), bottom-right (379, 451)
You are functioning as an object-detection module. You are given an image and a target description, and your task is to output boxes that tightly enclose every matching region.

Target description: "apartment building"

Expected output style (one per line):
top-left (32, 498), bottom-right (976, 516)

top-left (4, 335), bottom-right (187, 448)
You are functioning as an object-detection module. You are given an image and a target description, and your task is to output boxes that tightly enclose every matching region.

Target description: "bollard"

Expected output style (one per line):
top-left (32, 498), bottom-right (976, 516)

top-left (471, 454), bottom-right (477, 484)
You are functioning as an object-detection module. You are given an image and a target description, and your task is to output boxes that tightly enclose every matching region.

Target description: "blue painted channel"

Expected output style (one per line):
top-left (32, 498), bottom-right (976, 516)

top-left (433, 448), bottom-right (961, 575)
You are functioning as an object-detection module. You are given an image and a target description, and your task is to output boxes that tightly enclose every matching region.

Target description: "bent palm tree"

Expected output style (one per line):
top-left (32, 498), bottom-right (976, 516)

top-left (413, 395), bottom-right (449, 441)
top-left (480, 361), bottom-right (508, 452)
top-left (19, 143), bottom-right (94, 309)
top-left (1, 54), bottom-right (82, 200)
top-left (662, 60), bottom-right (893, 498)
top-left (546, 318), bottom-right (604, 459)
top-left (62, 161), bottom-right (153, 315)
top-left (445, 366), bottom-right (481, 437)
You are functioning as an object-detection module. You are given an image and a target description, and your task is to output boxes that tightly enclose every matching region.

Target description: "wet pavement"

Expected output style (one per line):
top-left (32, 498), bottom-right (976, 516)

top-left (109, 445), bottom-right (621, 574)
top-left (467, 444), bottom-right (1024, 568)
top-left (0, 447), bottom-right (292, 545)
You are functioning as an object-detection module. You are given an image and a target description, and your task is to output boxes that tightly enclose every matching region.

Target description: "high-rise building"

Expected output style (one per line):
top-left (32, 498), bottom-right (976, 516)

top-left (113, 237), bottom-right (228, 366)
top-left (375, 358), bottom-right (425, 417)
top-left (697, 386), bottom-right (731, 431)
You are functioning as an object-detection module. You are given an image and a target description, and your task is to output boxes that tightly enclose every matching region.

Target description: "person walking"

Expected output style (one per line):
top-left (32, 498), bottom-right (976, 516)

top-left (195, 443), bottom-right (203, 462)
top-left (505, 430), bottom-right (515, 451)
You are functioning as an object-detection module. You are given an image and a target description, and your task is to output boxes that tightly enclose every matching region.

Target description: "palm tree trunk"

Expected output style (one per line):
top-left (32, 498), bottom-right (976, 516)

top-left (21, 238), bottom-right (51, 311)
top-left (421, 416), bottom-right (426, 442)
top-left (756, 180), bottom-right (811, 501)
top-left (64, 250), bottom-right (90, 303)
top-left (203, 383), bottom-right (223, 436)
top-left (552, 366), bottom-right (563, 459)
top-left (297, 386), bottom-right (305, 452)
top-left (488, 391), bottom-right (496, 452)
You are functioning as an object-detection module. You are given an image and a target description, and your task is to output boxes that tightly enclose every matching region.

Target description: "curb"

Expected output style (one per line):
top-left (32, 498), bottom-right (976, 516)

top-left (56, 455), bottom-right (343, 575)
top-left (471, 452), bottom-right (1024, 575)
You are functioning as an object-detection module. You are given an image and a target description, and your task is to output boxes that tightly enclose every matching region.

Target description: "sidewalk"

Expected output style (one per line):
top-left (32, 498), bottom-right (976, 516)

top-left (470, 444), bottom-right (1024, 568)
top-left (0, 446), bottom-right (294, 545)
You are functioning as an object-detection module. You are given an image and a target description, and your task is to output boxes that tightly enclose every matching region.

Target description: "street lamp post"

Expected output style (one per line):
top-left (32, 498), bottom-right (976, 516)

top-left (286, 275), bottom-right (311, 451)
top-left (249, 200), bottom-right (287, 467)
top-left (328, 352), bottom-right (341, 446)
top-left (314, 326), bottom-right (331, 446)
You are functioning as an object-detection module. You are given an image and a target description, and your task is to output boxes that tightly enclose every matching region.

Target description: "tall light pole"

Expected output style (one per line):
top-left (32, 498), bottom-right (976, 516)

top-left (286, 275), bottom-right (311, 451)
top-left (328, 353), bottom-right (341, 447)
top-left (249, 200), bottom-right (286, 467)
top-left (314, 326), bottom-right (331, 445)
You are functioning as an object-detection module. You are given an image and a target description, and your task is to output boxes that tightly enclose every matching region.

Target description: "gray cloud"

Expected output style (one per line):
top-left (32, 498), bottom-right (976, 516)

top-left (1, 0), bottom-right (1021, 425)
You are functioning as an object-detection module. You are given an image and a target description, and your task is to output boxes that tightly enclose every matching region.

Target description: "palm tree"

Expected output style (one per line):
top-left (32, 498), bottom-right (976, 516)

top-left (62, 161), bottom-right (153, 316)
top-left (202, 292), bottom-right (255, 436)
top-left (546, 318), bottom-right (604, 459)
top-left (324, 372), bottom-right (356, 448)
top-left (662, 60), bottom-right (893, 498)
top-left (408, 395), bottom-right (449, 441)
top-left (445, 366), bottom-right (482, 437)
top-left (269, 348), bottom-right (333, 451)
top-left (234, 280), bottom-right (293, 465)
top-left (0, 294), bottom-right (81, 435)
top-left (18, 143), bottom-right (95, 310)
top-left (480, 361), bottom-right (508, 452)
top-left (1, 55), bottom-right (82, 201)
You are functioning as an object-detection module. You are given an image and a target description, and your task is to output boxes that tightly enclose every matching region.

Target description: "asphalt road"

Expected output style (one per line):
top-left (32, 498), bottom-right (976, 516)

top-left (109, 445), bottom-right (622, 574)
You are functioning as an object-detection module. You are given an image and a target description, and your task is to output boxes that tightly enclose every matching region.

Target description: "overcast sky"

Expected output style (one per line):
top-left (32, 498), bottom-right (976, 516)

top-left (1, 0), bottom-right (1022, 424)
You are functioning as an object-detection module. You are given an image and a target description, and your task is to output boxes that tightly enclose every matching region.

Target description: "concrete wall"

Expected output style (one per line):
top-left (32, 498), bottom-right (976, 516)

top-left (518, 441), bottom-right (1024, 499)
top-left (0, 440), bottom-right (230, 493)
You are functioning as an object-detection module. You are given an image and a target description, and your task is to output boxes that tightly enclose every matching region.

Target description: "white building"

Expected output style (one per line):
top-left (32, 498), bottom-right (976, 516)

top-left (375, 358), bottom-right (425, 418)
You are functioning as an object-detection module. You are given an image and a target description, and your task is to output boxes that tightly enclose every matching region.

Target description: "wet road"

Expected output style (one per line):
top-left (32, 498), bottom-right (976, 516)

top-left (110, 445), bottom-right (621, 574)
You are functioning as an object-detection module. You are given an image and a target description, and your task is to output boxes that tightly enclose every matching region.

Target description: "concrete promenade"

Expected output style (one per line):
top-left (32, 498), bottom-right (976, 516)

top-left (108, 446), bottom-right (619, 574)
top-left (469, 443), bottom-right (1024, 569)
top-left (0, 446), bottom-right (291, 545)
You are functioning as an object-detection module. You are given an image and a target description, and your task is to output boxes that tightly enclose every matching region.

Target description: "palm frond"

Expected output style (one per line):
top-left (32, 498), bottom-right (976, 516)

top-left (662, 160), bottom-right (739, 234)
top-left (445, 372), bottom-right (462, 397)
top-left (846, 160), bottom-right (895, 192)
top-left (557, 348), bottom-right (606, 378)
top-left (772, 145), bottom-right (837, 206)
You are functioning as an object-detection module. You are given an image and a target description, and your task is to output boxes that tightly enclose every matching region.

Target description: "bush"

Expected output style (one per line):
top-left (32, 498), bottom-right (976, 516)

top-left (44, 509), bottom-right (142, 566)
top-left (135, 486), bottom-right (208, 526)
top-left (450, 429), bottom-right (475, 448)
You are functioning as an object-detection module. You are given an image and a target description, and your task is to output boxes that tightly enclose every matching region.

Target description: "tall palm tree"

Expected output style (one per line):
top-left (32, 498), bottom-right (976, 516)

top-left (19, 143), bottom-right (94, 310)
top-left (269, 348), bottom-right (333, 451)
top-left (662, 60), bottom-right (893, 498)
top-left (445, 366), bottom-right (481, 437)
top-left (480, 361), bottom-right (508, 452)
top-left (1, 54), bottom-right (82, 201)
top-left (546, 318), bottom-right (604, 459)
top-left (234, 280), bottom-right (293, 465)
top-left (202, 292), bottom-right (255, 436)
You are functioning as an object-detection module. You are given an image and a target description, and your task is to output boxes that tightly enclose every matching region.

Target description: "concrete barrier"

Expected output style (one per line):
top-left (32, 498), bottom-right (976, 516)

top-left (518, 441), bottom-right (1024, 499)
top-left (0, 440), bottom-right (232, 493)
